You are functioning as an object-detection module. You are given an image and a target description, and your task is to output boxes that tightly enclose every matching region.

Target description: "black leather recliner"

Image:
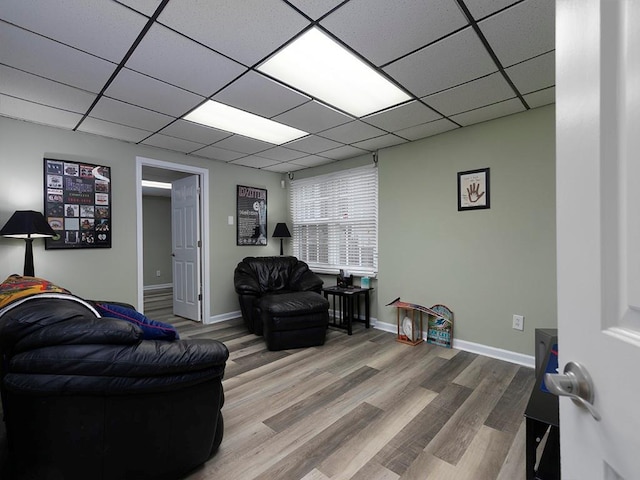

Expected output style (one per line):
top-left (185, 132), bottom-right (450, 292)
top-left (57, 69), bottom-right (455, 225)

top-left (0, 294), bottom-right (229, 480)
top-left (234, 256), bottom-right (329, 350)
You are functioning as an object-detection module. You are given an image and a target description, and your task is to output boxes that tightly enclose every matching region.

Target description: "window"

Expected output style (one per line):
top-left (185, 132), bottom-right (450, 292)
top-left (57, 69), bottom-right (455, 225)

top-left (290, 165), bottom-right (378, 276)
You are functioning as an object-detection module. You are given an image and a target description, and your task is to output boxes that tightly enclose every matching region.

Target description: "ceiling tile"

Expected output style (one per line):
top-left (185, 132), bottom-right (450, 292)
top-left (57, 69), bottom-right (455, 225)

top-left (230, 156), bottom-right (279, 169)
top-left (422, 72), bottom-right (515, 116)
top-left (1, 0), bottom-right (147, 63)
top-left (159, 120), bottom-right (231, 145)
top-left (479, 0), bottom-right (555, 67)
top-left (290, 155), bottom-right (336, 168)
top-left (141, 133), bottom-right (205, 153)
top-left (262, 162), bottom-right (306, 173)
top-left (213, 135), bottom-right (274, 155)
top-left (273, 100), bottom-right (352, 134)
top-left (104, 68), bottom-right (203, 117)
top-left (352, 134), bottom-right (407, 151)
top-left (384, 27), bottom-right (496, 97)
top-left (214, 71), bottom-right (309, 119)
top-left (395, 118), bottom-right (459, 141)
top-left (320, 0), bottom-right (468, 66)
top-left (363, 101), bottom-right (441, 132)
top-left (255, 147), bottom-right (307, 162)
top-left (91, 96), bottom-right (173, 131)
top-left (464, 0), bottom-right (520, 20)
top-left (286, 0), bottom-right (345, 20)
top-left (0, 65), bottom-right (96, 113)
top-left (505, 51), bottom-right (555, 95)
top-left (284, 135), bottom-right (343, 155)
top-left (126, 24), bottom-right (247, 97)
top-left (0, 23), bottom-right (117, 92)
top-left (158, 0), bottom-right (310, 66)
top-left (321, 145), bottom-right (368, 160)
top-left (319, 120), bottom-right (387, 144)
top-left (1, 0), bottom-right (555, 168)
top-left (449, 98), bottom-right (525, 126)
top-left (77, 117), bottom-right (151, 143)
top-left (191, 145), bottom-right (245, 162)
top-left (524, 87), bottom-right (555, 109)
top-left (0, 94), bottom-right (83, 129)
top-left (116, 0), bottom-right (163, 17)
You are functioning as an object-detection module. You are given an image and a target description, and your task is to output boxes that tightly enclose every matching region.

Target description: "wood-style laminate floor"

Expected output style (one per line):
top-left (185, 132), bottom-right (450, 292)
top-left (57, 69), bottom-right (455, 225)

top-left (144, 289), bottom-right (534, 480)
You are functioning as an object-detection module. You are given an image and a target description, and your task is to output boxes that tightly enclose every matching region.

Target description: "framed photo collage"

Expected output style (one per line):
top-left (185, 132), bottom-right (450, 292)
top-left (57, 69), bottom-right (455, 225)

top-left (44, 158), bottom-right (112, 249)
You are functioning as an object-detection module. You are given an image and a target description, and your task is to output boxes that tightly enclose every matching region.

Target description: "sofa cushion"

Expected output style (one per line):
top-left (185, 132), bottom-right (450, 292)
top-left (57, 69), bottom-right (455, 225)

top-left (236, 256), bottom-right (300, 293)
top-left (8, 337), bottom-right (227, 379)
top-left (258, 291), bottom-right (329, 316)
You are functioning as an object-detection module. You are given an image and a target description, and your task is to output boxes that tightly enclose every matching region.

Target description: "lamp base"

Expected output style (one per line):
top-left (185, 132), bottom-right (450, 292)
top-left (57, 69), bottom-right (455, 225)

top-left (23, 238), bottom-right (35, 277)
top-left (279, 238), bottom-right (284, 256)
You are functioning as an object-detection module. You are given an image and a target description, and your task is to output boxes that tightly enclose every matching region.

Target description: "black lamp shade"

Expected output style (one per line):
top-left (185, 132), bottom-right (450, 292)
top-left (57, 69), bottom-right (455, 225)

top-left (272, 223), bottom-right (291, 256)
top-left (1, 210), bottom-right (56, 276)
top-left (272, 223), bottom-right (291, 239)
top-left (0, 210), bottom-right (56, 238)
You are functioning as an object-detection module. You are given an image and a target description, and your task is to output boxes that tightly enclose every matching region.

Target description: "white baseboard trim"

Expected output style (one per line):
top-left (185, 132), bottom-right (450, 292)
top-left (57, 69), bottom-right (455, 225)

top-left (143, 283), bottom-right (173, 291)
top-left (373, 321), bottom-right (534, 368)
top-left (452, 339), bottom-right (534, 368)
top-left (205, 310), bottom-right (242, 325)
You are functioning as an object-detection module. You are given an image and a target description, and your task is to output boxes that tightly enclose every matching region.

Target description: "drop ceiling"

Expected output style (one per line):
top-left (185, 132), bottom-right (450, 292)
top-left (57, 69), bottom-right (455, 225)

top-left (0, 0), bottom-right (554, 173)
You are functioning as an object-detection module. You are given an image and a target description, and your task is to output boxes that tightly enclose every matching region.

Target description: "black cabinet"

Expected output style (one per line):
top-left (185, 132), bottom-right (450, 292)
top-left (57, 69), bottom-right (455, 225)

top-left (525, 329), bottom-right (559, 480)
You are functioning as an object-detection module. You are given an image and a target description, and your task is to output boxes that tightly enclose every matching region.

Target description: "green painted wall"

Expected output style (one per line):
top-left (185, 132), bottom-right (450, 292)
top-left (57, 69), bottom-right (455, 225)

top-left (0, 105), bottom-right (556, 355)
top-left (0, 116), bottom-right (287, 316)
top-left (297, 105), bottom-right (557, 355)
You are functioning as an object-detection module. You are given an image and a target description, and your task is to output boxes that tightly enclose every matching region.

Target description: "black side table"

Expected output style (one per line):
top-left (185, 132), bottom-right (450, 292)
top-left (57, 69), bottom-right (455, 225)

top-left (525, 359), bottom-right (560, 479)
top-left (322, 286), bottom-right (372, 335)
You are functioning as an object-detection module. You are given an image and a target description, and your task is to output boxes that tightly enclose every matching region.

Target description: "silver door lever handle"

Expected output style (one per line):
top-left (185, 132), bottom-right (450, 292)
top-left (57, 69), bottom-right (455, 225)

top-left (544, 361), bottom-right (601, 421)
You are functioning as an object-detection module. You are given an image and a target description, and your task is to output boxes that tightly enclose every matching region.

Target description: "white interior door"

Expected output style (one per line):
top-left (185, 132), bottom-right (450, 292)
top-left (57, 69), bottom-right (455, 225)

top-left (556, 1), bottom-right (640, 478)
top-left (171, 175), bottom-right (201, 321)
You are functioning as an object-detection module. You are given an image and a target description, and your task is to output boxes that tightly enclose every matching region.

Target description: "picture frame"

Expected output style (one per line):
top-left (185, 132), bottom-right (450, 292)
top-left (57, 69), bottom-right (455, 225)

top-left (236, 185), bottom-right (267, 246)
top-left (457, 168), bottom-right (490, 211)
top-left (44, 158), bottom-right (112, 249)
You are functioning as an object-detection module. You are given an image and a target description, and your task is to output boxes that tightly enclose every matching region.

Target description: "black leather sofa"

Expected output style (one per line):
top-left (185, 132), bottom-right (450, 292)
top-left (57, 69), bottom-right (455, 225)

top-left (0, 294), bottom-right (229, 480)
top-left (234, 256), bottom-right (329, 350)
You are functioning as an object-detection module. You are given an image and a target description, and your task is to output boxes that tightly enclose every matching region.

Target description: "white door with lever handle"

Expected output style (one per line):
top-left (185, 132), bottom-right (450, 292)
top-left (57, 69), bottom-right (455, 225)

top-left (556, 1), bottom-right (640, 479)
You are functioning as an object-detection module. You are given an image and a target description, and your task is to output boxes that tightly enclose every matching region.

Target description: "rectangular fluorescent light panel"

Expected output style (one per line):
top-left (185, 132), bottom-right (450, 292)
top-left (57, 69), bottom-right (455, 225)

top-left (141, 180), bottom-right (172, 189)
top-left (258, 27), bottom-right (411, 117)
top-left (184, 100), bottom-right (308, 145)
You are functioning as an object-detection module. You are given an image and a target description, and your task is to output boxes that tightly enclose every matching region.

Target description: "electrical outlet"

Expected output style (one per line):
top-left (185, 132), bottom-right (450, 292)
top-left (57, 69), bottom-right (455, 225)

top-left (156, 270), bottom-right (161, 277)
top-left (512, 314), bottom-right (524, 331)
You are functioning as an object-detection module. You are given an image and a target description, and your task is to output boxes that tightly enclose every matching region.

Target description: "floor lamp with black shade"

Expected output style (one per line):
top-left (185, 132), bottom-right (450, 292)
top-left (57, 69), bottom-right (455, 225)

top-left (272, 222), bottom-right (291, 256)
top-left (0, 210), bottom-right (56, 277)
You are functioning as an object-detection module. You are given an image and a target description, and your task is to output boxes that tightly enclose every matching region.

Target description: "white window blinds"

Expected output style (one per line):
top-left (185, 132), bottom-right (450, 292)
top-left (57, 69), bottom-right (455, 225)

top-left (290, 165), bottom-right (378, 276)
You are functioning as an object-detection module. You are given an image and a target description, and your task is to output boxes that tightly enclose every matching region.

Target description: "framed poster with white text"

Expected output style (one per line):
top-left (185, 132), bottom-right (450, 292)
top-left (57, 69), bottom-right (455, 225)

top-left (236, 185), bottom-right (267, 246)
top-left (44, 158), bottom-right (112, 249)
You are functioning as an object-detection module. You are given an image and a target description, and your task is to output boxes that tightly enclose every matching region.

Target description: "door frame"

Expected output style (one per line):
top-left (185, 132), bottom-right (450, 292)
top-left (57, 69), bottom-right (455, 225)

top-left (135, 156), bottom-right (211, 323)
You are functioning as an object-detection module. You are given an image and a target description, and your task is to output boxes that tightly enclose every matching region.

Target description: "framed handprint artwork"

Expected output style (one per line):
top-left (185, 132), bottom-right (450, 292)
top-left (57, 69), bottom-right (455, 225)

top-left (457, 168), bottom-right (490, 211)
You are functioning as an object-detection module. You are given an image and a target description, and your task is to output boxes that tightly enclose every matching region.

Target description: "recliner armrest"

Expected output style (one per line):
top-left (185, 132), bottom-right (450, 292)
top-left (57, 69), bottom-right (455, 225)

top-left (234, 262), bottom-right (262, 295)
top-left (290, 268), bottom-right (324, 292)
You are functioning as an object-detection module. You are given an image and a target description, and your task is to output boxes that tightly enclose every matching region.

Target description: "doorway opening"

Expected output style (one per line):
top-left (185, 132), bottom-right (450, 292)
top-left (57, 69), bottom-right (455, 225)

top-left (135, 156), bottom-right (211, 323)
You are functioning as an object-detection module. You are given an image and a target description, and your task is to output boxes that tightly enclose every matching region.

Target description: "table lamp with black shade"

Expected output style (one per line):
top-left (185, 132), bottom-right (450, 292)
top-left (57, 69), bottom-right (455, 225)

top-left (272, 222), bottom-right (291, 256)
top-left (0, 210), bottom-right (56, 277)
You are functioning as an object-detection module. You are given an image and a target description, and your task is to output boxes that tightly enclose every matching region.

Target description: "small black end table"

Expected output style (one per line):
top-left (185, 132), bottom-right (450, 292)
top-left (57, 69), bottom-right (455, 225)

top-left (525, 363), bottom-right (560, 479)
top-left (322, 286), bottom-right (372, 335)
